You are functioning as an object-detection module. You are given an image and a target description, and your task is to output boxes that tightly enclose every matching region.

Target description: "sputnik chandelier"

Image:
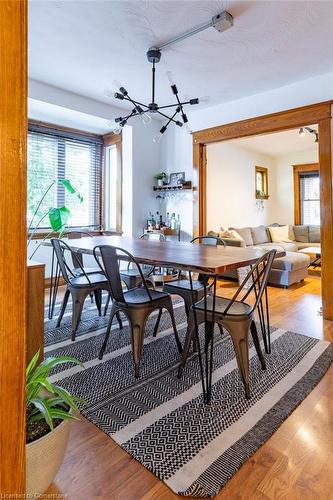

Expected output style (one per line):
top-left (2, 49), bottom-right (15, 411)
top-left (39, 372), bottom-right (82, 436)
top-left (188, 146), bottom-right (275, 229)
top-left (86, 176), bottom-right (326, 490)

top-left (108, 11), bottom-right (233, 142)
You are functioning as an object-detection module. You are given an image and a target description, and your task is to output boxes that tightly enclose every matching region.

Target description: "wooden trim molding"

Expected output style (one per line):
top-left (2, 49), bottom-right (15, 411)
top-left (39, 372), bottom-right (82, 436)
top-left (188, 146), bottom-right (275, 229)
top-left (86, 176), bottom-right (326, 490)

top-left (192, 101), bottom-right (333, 319)
top-left (0, 0), bottom-right (27, 493)
top-left (293, 163), bottom-right (319, 225)
top-left (192, 101), bottom-right (332, 144)
top-left (103, 132), bottom-right (123, 233)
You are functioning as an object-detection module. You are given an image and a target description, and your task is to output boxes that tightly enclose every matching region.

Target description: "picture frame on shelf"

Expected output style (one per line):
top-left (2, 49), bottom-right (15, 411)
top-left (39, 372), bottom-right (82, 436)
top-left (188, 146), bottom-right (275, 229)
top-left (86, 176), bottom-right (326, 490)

top-left (169, 171), bottom-right (185, 185)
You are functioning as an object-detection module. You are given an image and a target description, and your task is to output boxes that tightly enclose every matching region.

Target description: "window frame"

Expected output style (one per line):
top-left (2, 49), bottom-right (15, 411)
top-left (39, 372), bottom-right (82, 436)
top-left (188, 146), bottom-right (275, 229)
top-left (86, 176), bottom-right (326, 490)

top-left (28, 120), bottom-right (104, 236)
top-left (293, 163), bottom-right (320, 225)
top-left (103, 132), bottom-right (122, 233)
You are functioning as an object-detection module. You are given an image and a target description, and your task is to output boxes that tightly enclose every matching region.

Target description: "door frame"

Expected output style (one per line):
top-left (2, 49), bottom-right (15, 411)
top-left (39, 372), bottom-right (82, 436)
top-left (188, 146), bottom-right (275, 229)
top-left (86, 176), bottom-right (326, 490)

top-left (0, 0), bottom-right (27, 493)
top-left (192, 101), bottom-right (333, 320)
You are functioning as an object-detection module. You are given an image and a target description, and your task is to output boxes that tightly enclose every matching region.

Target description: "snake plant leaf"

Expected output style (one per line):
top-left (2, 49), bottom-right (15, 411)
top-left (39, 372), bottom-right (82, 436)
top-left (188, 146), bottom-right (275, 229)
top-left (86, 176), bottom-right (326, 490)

top-left (48, 206), bottom-right (70, 232)
top-left (59, 179), bottom-right (83, 202)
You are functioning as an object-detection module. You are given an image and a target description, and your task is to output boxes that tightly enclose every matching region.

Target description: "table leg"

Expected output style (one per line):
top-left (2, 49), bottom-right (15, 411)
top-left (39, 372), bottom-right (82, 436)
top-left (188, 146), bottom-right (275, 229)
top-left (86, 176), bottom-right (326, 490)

top-left (189, 272), bottom-right (217, 404)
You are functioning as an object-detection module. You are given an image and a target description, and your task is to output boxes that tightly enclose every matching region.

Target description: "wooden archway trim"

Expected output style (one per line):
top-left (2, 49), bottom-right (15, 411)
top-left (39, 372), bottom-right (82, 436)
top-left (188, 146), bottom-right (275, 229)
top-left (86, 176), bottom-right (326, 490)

top-left (192, 101), bottom-right (333, 320)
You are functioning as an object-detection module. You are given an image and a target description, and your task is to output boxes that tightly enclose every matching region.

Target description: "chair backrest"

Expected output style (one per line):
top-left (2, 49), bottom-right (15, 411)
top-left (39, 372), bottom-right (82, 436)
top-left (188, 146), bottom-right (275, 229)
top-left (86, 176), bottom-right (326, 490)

top-left (223, 250), bottom-right (276, 316)
top-left (93, 245), bottom-right (153, 304)
top-left (51, 238), bottom-right (90, 285)
top-left (190, 235), bottom-right (226, 283)
top-left (140, 232), bottom-right (166, 241)
top-left (65, 231), bottom-right (93, 268)
top-left (191, 235), bottom-right (226, 247)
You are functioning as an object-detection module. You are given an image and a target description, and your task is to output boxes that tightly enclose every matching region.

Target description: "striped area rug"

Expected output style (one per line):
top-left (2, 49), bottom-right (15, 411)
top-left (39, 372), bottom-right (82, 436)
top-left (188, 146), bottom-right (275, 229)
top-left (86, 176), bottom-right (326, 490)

top-left (45, 298), bottom-right (332, 497)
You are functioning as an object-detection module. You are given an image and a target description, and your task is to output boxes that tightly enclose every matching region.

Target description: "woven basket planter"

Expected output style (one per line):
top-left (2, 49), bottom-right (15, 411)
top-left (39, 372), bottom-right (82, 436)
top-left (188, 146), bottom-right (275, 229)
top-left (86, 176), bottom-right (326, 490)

top-left (26, 418), bottom-right (71, 495)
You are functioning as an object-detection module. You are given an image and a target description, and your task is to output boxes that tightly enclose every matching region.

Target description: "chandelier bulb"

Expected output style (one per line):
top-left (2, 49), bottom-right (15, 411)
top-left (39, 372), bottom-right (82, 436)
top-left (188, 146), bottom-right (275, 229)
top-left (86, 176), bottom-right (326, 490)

top-left (112, 79), bottom-right (122, 91)
top-left (153, 133), bottom-right (163, 144)
top-left (166, 71), bottom-right (174, 85)
top-left (142, 113), bottom-right (152, 125)
top-left (299, 127), bottom-right (305, 137)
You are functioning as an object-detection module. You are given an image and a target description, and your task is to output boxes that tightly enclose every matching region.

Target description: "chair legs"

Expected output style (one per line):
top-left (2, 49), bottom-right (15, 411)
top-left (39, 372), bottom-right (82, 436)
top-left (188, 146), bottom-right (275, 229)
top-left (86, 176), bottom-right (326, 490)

top-left (71, 293), bottom-right (87, 341)
top-left (56, 289), bottom-right (70, 327)
top-left (250, 321), bottom-right (266, 370)
top-left (153, 308), bottom-right (163, 337)
top-left (104, 293), bottom-right (111, 316)
top-left (178, 311), bottom-right (196, 378)
top-left (223, 319), bottom-right (251, 399)
top-left (94, 289), bottom-right (102, 316)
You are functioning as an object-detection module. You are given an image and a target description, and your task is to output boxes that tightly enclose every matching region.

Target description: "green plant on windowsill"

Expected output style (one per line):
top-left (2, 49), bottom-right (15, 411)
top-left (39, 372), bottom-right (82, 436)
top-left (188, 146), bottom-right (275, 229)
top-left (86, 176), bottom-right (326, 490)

top-left (28, 178), bottom-right (83, 260)
top-left (26, 351), bottom-right (85, 495)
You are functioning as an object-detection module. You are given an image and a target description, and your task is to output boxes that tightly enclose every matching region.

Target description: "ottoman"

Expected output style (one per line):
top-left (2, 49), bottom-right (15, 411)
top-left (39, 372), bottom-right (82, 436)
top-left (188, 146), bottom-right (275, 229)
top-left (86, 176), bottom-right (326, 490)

top-left (268, 251), bottom-right (310, 287)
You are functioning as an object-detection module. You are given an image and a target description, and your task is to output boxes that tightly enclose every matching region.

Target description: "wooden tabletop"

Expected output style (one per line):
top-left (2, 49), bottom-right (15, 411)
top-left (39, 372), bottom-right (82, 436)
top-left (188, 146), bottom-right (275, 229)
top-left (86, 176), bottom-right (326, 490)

top-left (57, 235), bottom-right (276, 275)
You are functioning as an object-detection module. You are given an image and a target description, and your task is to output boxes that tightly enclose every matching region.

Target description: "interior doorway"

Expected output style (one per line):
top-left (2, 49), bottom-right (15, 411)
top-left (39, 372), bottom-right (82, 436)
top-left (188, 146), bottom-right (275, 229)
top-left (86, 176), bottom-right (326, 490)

top-left (192, 102), bottom-right (333, 320)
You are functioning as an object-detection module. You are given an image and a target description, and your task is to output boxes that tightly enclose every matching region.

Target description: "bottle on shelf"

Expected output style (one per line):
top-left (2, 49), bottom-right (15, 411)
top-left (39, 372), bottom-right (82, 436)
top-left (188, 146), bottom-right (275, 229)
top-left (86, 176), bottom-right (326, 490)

top-left (155, 211), bottom-right (160, 230)
top-left (177, 214), bottom-right (181, 230)
top-left (170, 212), bottom-right (177, 230)
top-left (165, 212), bottom-right (170, 228)
top-left (151, 212), bottom-right (156, 229)
top-left (159, 214), bottom-right (163, 228)
top-left (147, 211), bottom-right (152, 230)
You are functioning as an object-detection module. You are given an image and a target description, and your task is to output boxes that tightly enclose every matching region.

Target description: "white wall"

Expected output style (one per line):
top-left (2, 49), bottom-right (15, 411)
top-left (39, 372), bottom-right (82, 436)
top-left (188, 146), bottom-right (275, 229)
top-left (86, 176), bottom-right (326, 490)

top-left (161, 71), bottom-right (333, 237)
top-left (206, 142), bottom-right (275, 231)
top-left (269, 148), bottom-right (319, 225)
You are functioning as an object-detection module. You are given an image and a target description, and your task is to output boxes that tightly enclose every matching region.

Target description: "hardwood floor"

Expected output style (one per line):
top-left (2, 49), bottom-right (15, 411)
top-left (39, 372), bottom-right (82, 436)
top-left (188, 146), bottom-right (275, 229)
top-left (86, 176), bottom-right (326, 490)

top-left (45, 275), bottom-right (333, 499)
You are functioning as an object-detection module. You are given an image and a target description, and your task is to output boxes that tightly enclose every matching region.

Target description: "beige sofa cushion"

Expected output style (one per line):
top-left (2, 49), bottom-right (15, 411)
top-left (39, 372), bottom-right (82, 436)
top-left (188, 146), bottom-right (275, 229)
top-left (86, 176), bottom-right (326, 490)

top-left (251, 225), bottom-right (270, 245)
top-left (268, 225), bottom-right (293, 243)
top-left (309, 225), bottom-right (320, 243)
top-left (293, 225), bottom-right (309, 242)
top-left (229, 227), bottom-right (253, 246)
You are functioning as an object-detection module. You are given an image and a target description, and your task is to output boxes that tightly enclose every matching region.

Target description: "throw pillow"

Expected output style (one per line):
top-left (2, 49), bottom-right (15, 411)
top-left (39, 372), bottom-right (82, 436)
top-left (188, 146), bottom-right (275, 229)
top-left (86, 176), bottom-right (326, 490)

top-left (268, 225), bottom-right (293, 243)
top-left (229, 227), bottom-right (253, 246)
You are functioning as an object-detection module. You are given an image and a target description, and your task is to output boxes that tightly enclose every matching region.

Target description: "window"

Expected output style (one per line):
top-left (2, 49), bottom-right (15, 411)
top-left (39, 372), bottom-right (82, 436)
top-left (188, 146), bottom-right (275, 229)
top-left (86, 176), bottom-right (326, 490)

top-left (28, 125), bottom-right (102, 230)
top-left (255, 166), bottom-right (269, 199)
top-left (293, 163), bottom-right (320, 225)
top-left (300, 172), bottom-right (320, 225)
top-left (103, 133), bottom-right (122, 232)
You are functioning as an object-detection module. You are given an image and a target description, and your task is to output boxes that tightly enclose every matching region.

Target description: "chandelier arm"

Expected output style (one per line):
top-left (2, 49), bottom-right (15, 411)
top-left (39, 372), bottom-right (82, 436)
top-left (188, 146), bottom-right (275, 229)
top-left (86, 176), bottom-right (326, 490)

top-left (152, 61), bottom-right (156, 105)
top-left (155, 109), bottom-right (181, 124)
top-left (122, 96), bottom-right (150, 111)
top-left (157, 101), bottom-right (192, 110)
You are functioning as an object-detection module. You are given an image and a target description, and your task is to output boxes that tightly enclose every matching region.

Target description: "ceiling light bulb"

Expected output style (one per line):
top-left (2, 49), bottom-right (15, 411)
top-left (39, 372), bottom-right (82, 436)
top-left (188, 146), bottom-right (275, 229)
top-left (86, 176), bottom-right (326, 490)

top-left (166, 71), bottom-right (174, 85)
top-left (112, 79), bottom-right (122, 91)
top-left (113, 127), bottom-right (122, 135)
top-left (142, 113), bottom-right (152, 125)
top-left (299, 128), bottom-right (305, 137)
top-left (153, 133), bottom-right (163, 144)
top-left (104, 88), bottom-right (114, 98)
top-left (184, 122), bottom-right (192, 134)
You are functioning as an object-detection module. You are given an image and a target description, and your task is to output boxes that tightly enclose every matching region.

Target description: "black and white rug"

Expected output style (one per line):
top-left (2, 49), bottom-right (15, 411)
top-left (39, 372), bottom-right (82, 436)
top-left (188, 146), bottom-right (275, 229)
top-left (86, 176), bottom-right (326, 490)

top-left (45, 298), bottom-right (332, 497)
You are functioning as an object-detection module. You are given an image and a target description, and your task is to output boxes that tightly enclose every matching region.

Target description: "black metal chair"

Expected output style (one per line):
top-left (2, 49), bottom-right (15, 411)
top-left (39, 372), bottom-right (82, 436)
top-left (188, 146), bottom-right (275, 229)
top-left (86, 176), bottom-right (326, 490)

top-left (178, 249), bottom-right (276, 400)
top-left (103, 232), bottom-right (165, 315)
top-left (93, 244), bottom-right (182, 378)
top-left (51, 238), bottom-right (122, 341)
top-left (48, 231), bottom-right (101, 319)
top-left (153, 236), bottom-right (226, 334)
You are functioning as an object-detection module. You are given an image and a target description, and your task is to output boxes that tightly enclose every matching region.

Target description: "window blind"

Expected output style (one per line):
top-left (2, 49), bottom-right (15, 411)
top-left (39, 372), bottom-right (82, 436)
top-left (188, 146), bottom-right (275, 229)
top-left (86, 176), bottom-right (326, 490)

top-left (28, 126), bottom-right (102, 230)
top-left (300, 172), bottom-right (320, 225)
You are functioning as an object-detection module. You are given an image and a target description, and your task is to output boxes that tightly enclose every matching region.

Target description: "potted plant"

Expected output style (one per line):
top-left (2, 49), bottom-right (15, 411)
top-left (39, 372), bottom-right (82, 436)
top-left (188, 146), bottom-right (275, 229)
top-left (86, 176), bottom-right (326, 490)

top-left (26, 351), bottom-right (84, 495)
top-left (27, 178), bottom-right (83, 260)
top-left (154, 172), bottom-right (167, 187)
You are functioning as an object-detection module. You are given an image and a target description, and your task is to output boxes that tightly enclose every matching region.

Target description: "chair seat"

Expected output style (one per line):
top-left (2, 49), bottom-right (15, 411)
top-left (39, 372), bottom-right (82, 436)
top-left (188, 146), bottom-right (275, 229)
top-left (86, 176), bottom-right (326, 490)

top-left (194, 295), bottom-right (252, 317)
top-left (164, 279), bottom-right (205, 292)
top-left (120, 265), bottom-right (153, 279)
top-left (123, 288), bottom-right (169, 305)
top-left (69, 273), bottom-right (108, 288)
top-left (73, 266), bottom-right (101, 276)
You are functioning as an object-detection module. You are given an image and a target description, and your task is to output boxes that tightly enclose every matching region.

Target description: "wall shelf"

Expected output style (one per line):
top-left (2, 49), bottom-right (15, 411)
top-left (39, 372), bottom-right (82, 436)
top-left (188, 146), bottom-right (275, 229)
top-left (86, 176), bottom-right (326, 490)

top-left (153, 181), bottom-right (192, 192)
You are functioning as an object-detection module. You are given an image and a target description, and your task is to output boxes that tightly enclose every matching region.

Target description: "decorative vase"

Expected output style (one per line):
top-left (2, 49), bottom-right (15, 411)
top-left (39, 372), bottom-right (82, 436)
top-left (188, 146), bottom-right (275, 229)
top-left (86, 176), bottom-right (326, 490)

top-left (26, 418), bottom-right (71, 495)
top-left (157, 179), bottom-right (164, 187)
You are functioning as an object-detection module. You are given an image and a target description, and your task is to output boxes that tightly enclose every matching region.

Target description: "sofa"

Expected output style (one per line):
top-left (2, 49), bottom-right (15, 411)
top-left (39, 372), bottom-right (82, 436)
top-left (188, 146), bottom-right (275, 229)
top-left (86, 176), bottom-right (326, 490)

top-left (208, 224), bottom-right (320, 287)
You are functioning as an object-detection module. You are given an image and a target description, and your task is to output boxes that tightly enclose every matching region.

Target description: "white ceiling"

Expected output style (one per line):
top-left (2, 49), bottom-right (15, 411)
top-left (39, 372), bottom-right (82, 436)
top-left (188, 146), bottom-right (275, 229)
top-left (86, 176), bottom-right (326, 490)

top-left (28, 0), bottom-right (333, 112)
top-left (231, 125), bottom-right (318, 157)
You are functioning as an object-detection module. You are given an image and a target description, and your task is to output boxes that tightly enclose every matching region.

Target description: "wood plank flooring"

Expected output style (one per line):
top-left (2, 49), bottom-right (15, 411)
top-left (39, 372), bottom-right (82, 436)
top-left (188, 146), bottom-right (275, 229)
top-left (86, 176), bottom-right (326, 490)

top-left (45, 275), bottom-right (333, 499)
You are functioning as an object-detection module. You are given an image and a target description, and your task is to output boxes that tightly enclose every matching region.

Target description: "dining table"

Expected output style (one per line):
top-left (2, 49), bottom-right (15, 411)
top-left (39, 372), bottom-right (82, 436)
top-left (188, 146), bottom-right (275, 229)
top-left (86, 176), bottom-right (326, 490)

top-left (46, 235), bottom-right (281, 403)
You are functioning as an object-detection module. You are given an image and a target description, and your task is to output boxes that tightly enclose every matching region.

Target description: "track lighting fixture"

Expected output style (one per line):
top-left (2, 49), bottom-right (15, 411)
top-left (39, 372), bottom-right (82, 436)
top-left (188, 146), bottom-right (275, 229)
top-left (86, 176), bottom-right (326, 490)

top-left (299, 127), bottom-right (318, 143)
